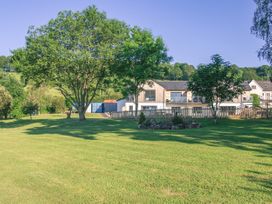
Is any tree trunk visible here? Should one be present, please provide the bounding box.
[66,109,72,119]
[211,103,218,124]
[266,101,269,119]
[78,106,86,121]
[135,94,139,118]
[213,112,217,123]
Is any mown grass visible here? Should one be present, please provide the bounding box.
[0,114,271,203]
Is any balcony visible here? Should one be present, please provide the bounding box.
[166,97,187,104]
[166,96,205,104]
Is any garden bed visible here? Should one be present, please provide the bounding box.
[138,112,201,130]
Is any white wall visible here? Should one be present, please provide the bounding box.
[249,80,263,97]
[219,102,246,108]
[117,99,126,112]
[123,102,167,111]
[86,104,92,113]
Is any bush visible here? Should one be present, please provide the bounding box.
[46,96,65,113]
[0,72,25,118]
[138,112,146,125]
[10,97,25,118]
[23,94,39,119]
[172,113,183,125]
[139,115,200,130]
[251,94,260,108]
[0,86,13,119]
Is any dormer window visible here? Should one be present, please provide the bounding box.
[251,85,256,89]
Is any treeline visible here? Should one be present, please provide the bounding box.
[4,54,271,82]
[161,63,272,81]
[0,56,15,72]
[0,70,68,119]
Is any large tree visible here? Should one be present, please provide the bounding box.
[12,6,128,120]
[188,55,244,122]
[114,27,170,116]
[251,0,272,80]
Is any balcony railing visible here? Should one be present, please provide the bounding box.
[166,97,187,104]
[166,97,205,104]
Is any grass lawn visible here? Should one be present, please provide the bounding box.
[0,114,271,203]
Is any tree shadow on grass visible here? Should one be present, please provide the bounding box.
[1,117,271,156]
[126,119,272,156]
[243,165,272,195]
[1,117,272,195]
[0,118,112,140]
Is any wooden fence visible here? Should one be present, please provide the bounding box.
[111,107,272,119]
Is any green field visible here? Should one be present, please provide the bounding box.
[0,114,271,203]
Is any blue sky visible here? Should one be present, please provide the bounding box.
[0,0,267,67]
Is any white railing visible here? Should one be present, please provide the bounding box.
[111,107,243,119]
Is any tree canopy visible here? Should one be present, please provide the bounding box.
[251,0,272,80]
[114,27,170,115]
[0,56,9,70]
[188,54,244,122]
[163,63,195,80]
[12,6,129,120]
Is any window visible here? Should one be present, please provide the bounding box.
[145,90,156,101]
[171,107,181,113]
[243,97,247,101]
[127,95,135,102]
[141,106,157,111]
[251,85,256,89]
[266,93,271,100]
[129,106,133,111]
[220,106,236,115]
[170,92,183,102]
[193,96,201,103]
[193,107,202,114]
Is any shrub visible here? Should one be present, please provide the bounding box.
[11,106,24,119]
[138,112,146,125]
[0,86,13,119]
[0,72,25,118]
[139,115,200,130]
[172,113,183,125]
[23,94,39,119]
[251,94,260,108]
[46,96,65,113]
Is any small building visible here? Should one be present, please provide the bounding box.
[86,100,117,113]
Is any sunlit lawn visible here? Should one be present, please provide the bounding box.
[0,114,271,203]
